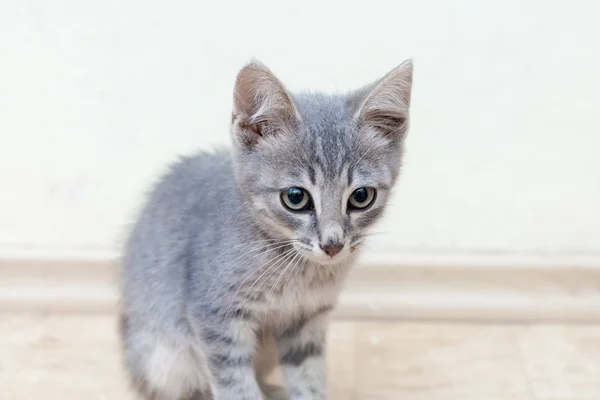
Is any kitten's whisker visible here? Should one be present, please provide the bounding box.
[224,247,297,319]
[360,231,390,237]
[203,241,297,318]
[204,240,294,296]
[260,251,301,327]
[218,249,292,321]
[204,240,295,299]
[202,238,294,293]
[205,244,295,314]
[264,253,302,330]
[204,238,296,269]
[350,231,390,248]
[221,203,243,227]
[236,248,297,313]
[272,252,305,329]
[241,249,299,326]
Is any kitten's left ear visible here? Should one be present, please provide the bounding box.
[355,59,413,139]
[232,60,299,149]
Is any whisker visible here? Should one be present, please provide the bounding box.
[360,231,390,237]
[238,248,297,310]
[204,238,296,268]
[239,249,299,325]
[204,240,294,297]
[260,251,302,327]
[204,243,290,304]
[273,252,305,329]
[222,203,244,226]
[350,231,391,247]
[224,247,297,319]
[203,241,297,318]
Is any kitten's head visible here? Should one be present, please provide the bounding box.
[231,60,413,265]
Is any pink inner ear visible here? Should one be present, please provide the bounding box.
[241,120,262,137]
[360,105,409,138]
[233,62,298,133]
[357,63,412,138]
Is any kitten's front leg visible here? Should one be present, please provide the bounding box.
[204,314,263,400]
[277,311,330,400]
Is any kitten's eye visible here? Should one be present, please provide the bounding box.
[348,187,376,210]
[281,187,312,211]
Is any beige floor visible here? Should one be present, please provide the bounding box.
[1,313,600,400]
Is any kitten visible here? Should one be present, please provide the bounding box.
[119,59,413,400]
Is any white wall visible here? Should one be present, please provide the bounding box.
[1,0,599,258]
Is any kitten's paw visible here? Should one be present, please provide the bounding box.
[261,383,289,400]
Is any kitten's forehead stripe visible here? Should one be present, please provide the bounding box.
[308,165,316,185]
[293,93,353,180]
[347,164,354,187]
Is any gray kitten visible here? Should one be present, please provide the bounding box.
[120,59,413,400]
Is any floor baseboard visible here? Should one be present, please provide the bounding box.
[1,254,600,321]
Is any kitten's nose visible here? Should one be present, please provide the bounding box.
[320,242,344,257]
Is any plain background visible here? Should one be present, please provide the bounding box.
[1,0,598,259]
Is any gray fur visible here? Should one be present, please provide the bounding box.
[120,59,413,400]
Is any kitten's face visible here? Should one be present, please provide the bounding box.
[231,61,413,265]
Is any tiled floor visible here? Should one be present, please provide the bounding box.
[1,313,600,399]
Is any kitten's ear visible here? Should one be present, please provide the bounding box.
[355,59,413,139]
[232,60,298,148]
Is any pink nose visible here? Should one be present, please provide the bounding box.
[320,243,344,257]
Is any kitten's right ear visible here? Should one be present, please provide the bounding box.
[232,60,298,149]
[353,59,413,140]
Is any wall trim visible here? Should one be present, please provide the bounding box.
[1,254,600,321]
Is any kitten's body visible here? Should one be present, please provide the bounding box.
[120,62,413,400]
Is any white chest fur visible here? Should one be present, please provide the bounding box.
[258,271,345,332]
